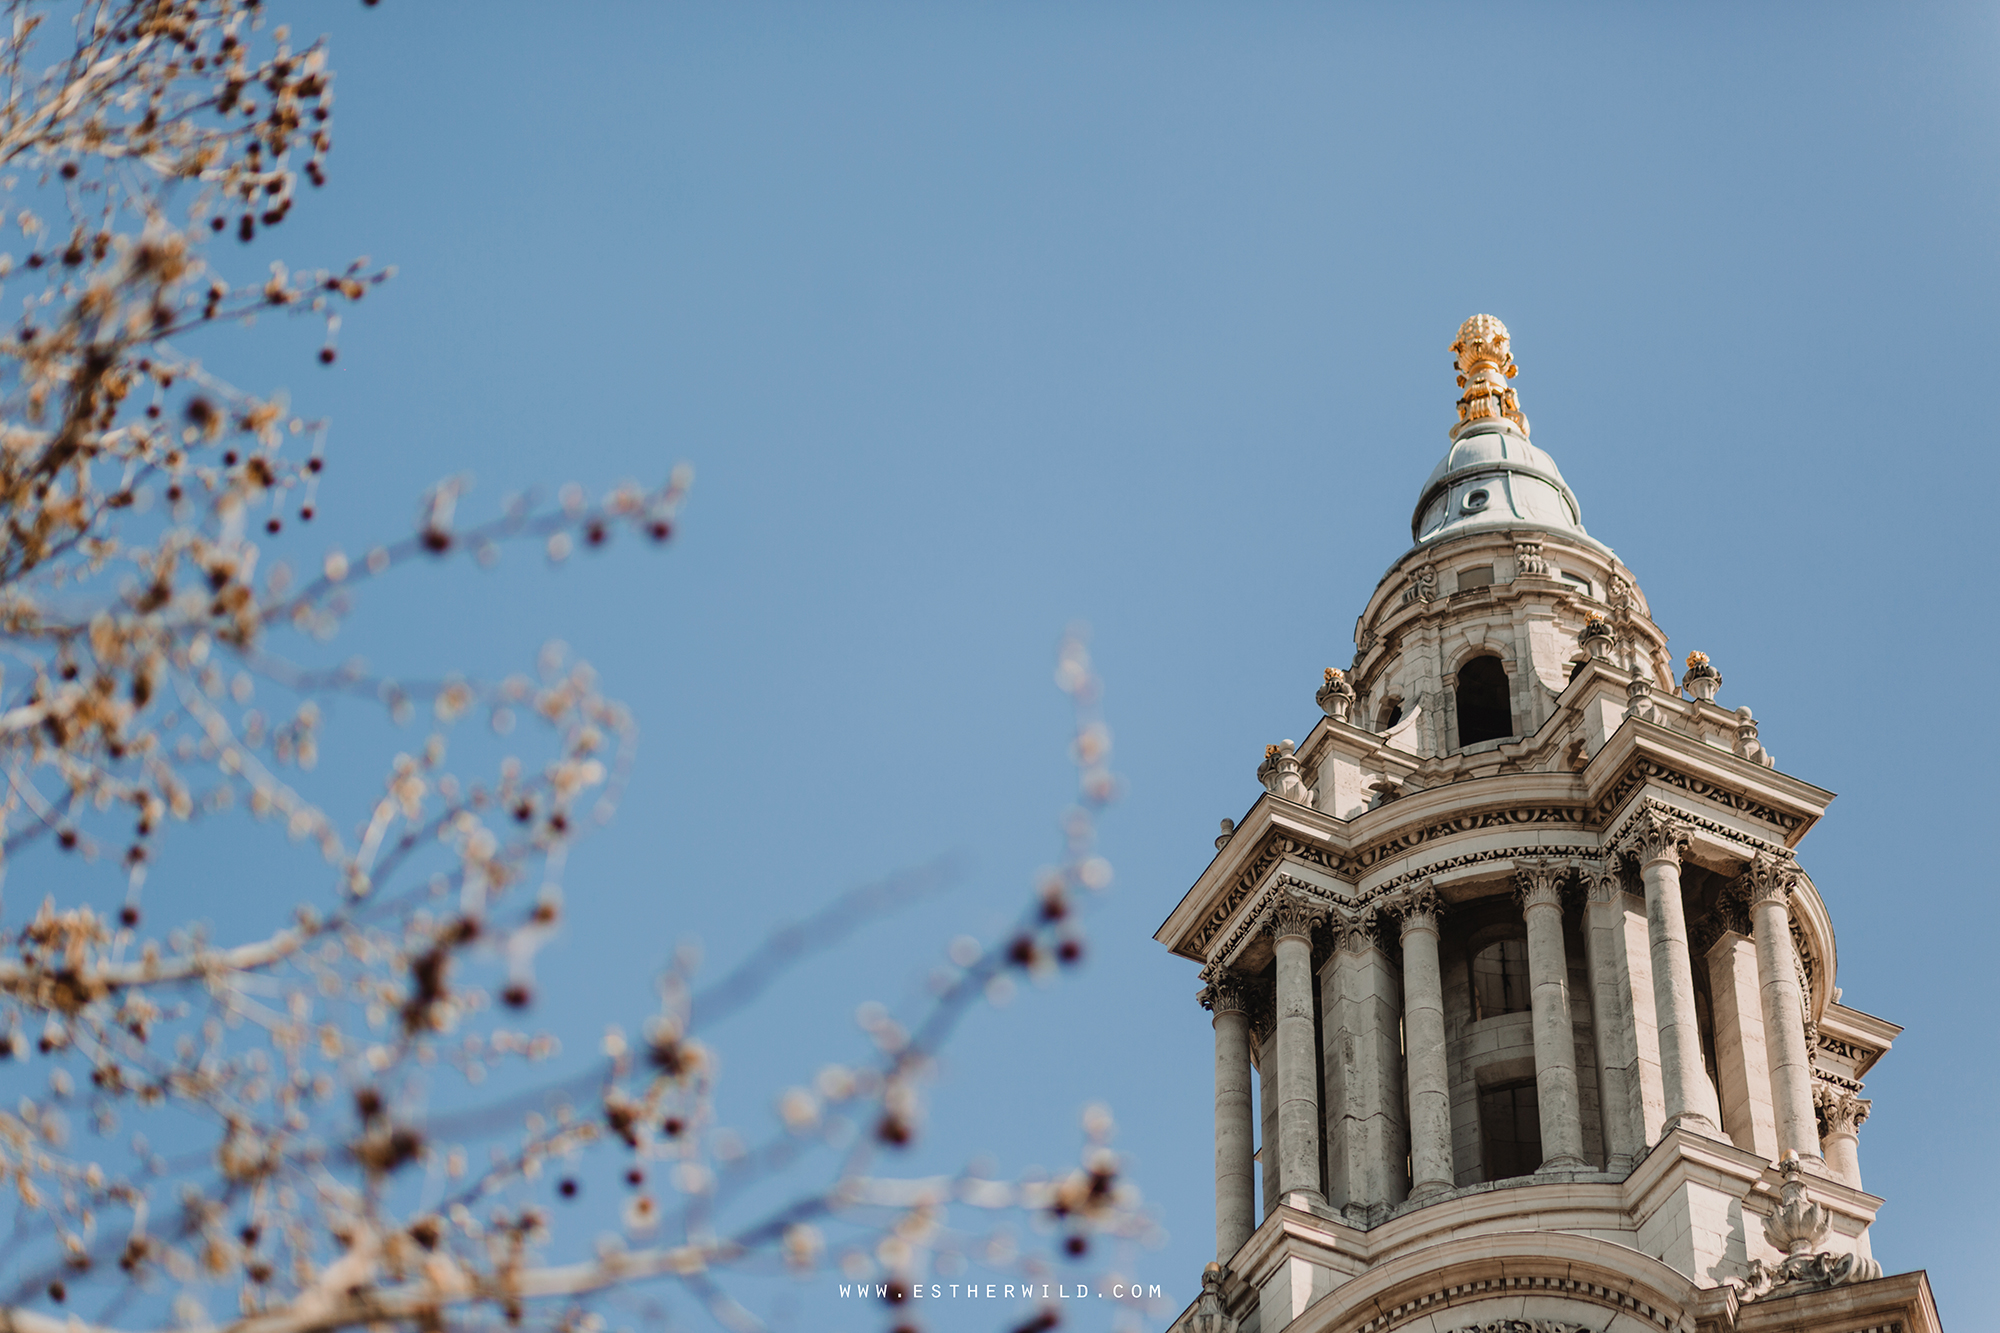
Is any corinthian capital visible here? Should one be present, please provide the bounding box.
[1335,907,1383,955]
[1199,974,1250,1016]
[1264,893,1322,941]
[1815,1083,1871,1138]
[1740,851,1800,908]
[1390,881,1444,936]
[1514,858,1569,911]
[1619,804,1690,868]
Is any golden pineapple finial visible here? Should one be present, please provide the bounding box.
[1450,314,1529,436]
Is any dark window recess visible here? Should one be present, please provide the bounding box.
[1456,655,1514,747]
[1470,938,1532,1019]
[1380,701,1403,730]
[1694,962,1722,1099]
[1479,1080,1543,1180]
[1457,566,1494,589]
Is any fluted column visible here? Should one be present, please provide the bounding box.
[1744,853,1821,1162]
[1816,1085,1870,1188]
[1622,806,1721,1133]
[1394,883,1454,1199]
[1201,976,1257,1261]
[1517,859,1588,1169]
[1267,895,1325,1205]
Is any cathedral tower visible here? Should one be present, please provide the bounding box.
[1158,318,1939,1333]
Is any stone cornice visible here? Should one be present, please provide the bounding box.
[1158,746,1833,967]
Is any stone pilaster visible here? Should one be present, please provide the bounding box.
[1392,883,1454,1200]
[1325,907,1407,1222]
[1266,895,1326,1206]
[1200,975,1257,1261]
[1581,861,1652,1169]
[1516,859,1588,1170]
[1702,897,1779,1162]
[1621,805,1722,1134]
[1744,852,1822,1164]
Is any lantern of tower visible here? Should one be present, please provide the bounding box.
[1158,318,1936,1333]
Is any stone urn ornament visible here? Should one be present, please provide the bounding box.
[1579,612,1615,661]
[1316,666,1356,722]
[1681,649,1722,703]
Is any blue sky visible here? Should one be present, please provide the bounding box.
[177,3,2000,1328]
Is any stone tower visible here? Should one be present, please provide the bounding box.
[1157,317,1939,1333]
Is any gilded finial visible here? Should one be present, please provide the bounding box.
[1323,667,1344,686]
[1450,314,1529,436]
[1686,650,1710,669]
[1264,743,1282,761]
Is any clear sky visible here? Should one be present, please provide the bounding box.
[186,3,2000,1328]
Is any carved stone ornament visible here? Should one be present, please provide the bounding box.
[1740,850,1799,908]
[1391,881,1444,934]
[1733,705,1777,769]
[1623,675,1655,722]
[1513,537,1547,578]
[1514,858,1568,911]
[1732,1158,1883,1302]
[1336,907,1383,954]
[1681,649,1722,704]
[1264,894,1323,942]
[1618,804,1690,869]
[1256,740,1312,805]
[1815,1083,1871,1138]
[1402,563,1439,606]
[1316,667,1357,722]
[1584,859,1625,904]
[1199,975,1250,1017]
[1439,1322,1587,1333]
[1578,612,1614,661]
[1172,1263,1239,1333]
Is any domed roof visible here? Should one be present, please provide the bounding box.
[1410,417,1600,548]
[1407,315,1607,552]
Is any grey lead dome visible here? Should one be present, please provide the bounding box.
[1409,415,1601,551]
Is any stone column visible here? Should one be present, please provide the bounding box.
[1395,883,1454,1200]
[1816,1085,1870,1188]
[1744,853,1821,1163]
[1267,895,1325,1206]
[1201,976,1257,1262]
[1622,806,1721,1133]
[1582,863,1643,1170]
[1517,859,1589,1170]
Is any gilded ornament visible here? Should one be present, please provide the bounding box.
[1449,313,1530,436]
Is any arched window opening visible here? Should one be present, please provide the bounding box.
[1470,938,1531,1020]
[1379,699,1403,731]
[1456,654,1513,747]
[1479,1080,1542,1180]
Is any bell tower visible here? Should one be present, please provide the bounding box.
[1158,318,1939,1333]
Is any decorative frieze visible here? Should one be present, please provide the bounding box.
[1355,804,1581,869]
[1512,537,1547,578]
[1590,757,1803,834]
[1190,833,1348,954]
